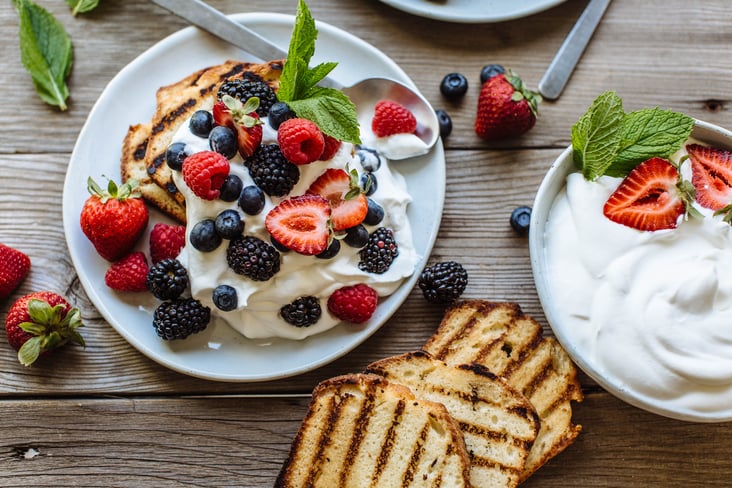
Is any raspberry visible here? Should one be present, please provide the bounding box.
[149,223,186,263]
[105,252,149,292]
[277,118,325,165]
[182,151,230,200]
[371,100,417,137]
[319,134,342,161]
[327,284,378,324]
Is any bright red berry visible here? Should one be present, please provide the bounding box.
[212,96,263,158]
[474,71,540,141]
[687,143,732,211]
[307,168,367,231]
[182,150,231,200]
[371,100,417,137]
[5,291,85,366]
[319,134,342,161]
[0,244,30,301]
[149,223,186,263]
[105,252,149,292]
[265,194,331,255]
[277,118,325,165]
[327,284,379,324]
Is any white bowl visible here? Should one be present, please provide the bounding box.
[529,120,732,422]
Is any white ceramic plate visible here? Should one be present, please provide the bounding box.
[62,13,445,382]
[379,0,566,23]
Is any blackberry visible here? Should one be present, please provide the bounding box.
[246,144,300,196]
[418,261,468,304]
[153,298,211,340]
[217,76,276,117]
[358,227,399,274]
[146,258,189,300]
[226,235,280,281]
[280,296,321,327]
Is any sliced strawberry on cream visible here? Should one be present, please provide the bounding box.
[265,194,331,255]
[307,167,368,231]
[602,157,685,231]
[687,143,732,211]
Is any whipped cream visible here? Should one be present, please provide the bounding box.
[544,142,732,416]
[172,117,418,340]
[358,112,429,160]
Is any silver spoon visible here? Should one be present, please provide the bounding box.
[150,0,439,159]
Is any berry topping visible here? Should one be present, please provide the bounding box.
[319,134,342,161]
[246,144,300,197]
[307,168,368,231]
[316,239,340,260]
[277,118,325,165]
[435,109,453,138]
[364,198,385,226]
[153,298,210,340]
[440,72,469,100]
[213,95,264,159]
[165,142,190,171]
[212,284,238,312]
[510,206,532,236]
[268,101,296,130]
[474,71,540,141]
[372,100,417,137]
[358,227,399,274]
[603,157,686,231]
[217,76,277,117]
[208,125,238,159]
[149,223,186,263]
[479,63,506,84]
[418,261,469,304]
[265,194,331,256]
[238,185,266,215]
[189,219,222,252]
[360,173,378,196]
[280,296,322,327]
[219,174,243,202]
[343,224,369,248]
[226,235,281,281]
[0,244,30,301]
[687,143,732,211]
[182,150,230,201]
[105,252,149,292]
[356,145,382,172]
[189,110,214,138]
[327,284,378,324]
[146,258,189,300]
[215,209,244,240]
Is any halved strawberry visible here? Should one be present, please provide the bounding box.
[265,194,331,255]
[687,143,732,211]
[603,157,686,231]
[213,95,263,158]
[307,167,368,231]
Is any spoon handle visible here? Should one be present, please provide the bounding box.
[538,0,612,100]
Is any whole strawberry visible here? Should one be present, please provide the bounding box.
[80,177,149,261]
[105,252,149,292]
[5,291,85,366]
[474,71,541,141]
[0,244,31,301]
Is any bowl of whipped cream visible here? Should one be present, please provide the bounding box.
[530,119,732,422]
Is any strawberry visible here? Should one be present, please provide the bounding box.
[4,291,84,366]
[80,177,149,262]
[687,143,732,213]
[265,194,331,255]
[327,283,378,324]
[603,157,686,231]
[105,252,149,292]
[149,222,186,263]
[474,71,540,141]
[0,244,31,301]
[307,167,368,231]
[277,118,325,165]
[213,95,263,158]
[371,100,417,137]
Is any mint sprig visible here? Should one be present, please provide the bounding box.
[66,0,100,16]
[572,91,694,180]
[277,0,361,144]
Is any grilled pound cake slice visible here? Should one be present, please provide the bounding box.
[366,351,540,488]
[423,300,583,482]
[275,373,472,488]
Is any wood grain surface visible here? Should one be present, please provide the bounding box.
[1,0,731,486]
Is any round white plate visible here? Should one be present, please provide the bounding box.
[379,0,566,23]
[62,13,445,382]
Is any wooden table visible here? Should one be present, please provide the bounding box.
[1,0,731,486]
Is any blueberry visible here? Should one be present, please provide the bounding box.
[268,101,295,130]
[219,174,243,202]
[238,185,265,215]
[356,145,382,172]
[165,142,189,171]
[316,239,340,259]
[343,224,369,248]
[360,173,378,196]
[189,110,214,138]
[510,206,532,236]
[480,64,506,84]
[190,219,222,252]
[435,109,452,138]
[364,198,384,226]
[209,125,238,159]
[212,284,238,312]
[440,72,468,100]
[215,209,244,239]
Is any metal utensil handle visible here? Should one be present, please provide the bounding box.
[538,0,612,100]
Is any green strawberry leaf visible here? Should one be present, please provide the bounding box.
[18,336,42,366]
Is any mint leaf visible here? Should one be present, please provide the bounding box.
[278,0,317,102]
[66,0,99,16]
[288,87,361,143]
[606,108,694,176]
[14,0,73,110]
[571,91,625,180]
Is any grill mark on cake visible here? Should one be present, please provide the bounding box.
[304,394,343,488]
[339,391,375,487]
[151,98,197,135]
[133,138,148,161]
[519,343,554,401]
[370,398,404,488]
[498,326,544,380]
[402,419,429,486]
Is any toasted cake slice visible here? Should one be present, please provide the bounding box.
[423,300,583,482]
[275,373,472,488]
[366,350,540,488]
